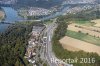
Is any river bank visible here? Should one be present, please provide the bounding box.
[0,7,24,32]
[0,8,5,21]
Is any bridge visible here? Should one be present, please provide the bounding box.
[0,22,15,25]
[0,20,42,25]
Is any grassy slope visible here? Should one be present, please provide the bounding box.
[70,19,95,26]
[66,30,100,46]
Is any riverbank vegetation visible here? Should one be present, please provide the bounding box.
[0,7,5,21]
[52,9,100,66]
[0,22,40,66]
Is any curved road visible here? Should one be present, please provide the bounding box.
[43,18,73,66]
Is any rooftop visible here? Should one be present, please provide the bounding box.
[32,24,46,34]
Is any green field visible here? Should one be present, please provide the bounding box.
[71,19,95,26]
[74,20,89,24]
[44,20,53,25]
[66,30,100,46]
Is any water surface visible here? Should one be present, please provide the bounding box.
[0,7,23,32]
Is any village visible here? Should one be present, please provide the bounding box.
[24,24,46,66]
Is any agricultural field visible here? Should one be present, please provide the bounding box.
[70,19,100,27]
[67,24,100,37]
[66,30,100,46]
[53,17,100,66]
[91,19,100,27]
[59,36,100,55]
[69,19,95,26]
[59,19,100,55]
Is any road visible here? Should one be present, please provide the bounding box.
[46,19,57,66]
[0,19,41,24]
[41,18,72,66]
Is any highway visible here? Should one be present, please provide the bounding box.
[42,18,73,66]
[45,18,58,66]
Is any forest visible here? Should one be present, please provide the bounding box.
[0,22,36,66]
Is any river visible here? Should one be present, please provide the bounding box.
[40,6,70,20]
[0,5,70,32]
[0,7,23,32]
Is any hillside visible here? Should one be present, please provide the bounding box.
[16,0,64,8]
[0,0,99,8]
[64,0,98,4]
[0,0,64,8]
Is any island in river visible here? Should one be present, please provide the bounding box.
[0,7,23,32]
[0,8,5,21]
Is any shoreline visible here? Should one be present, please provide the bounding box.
[0,7,5,22]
